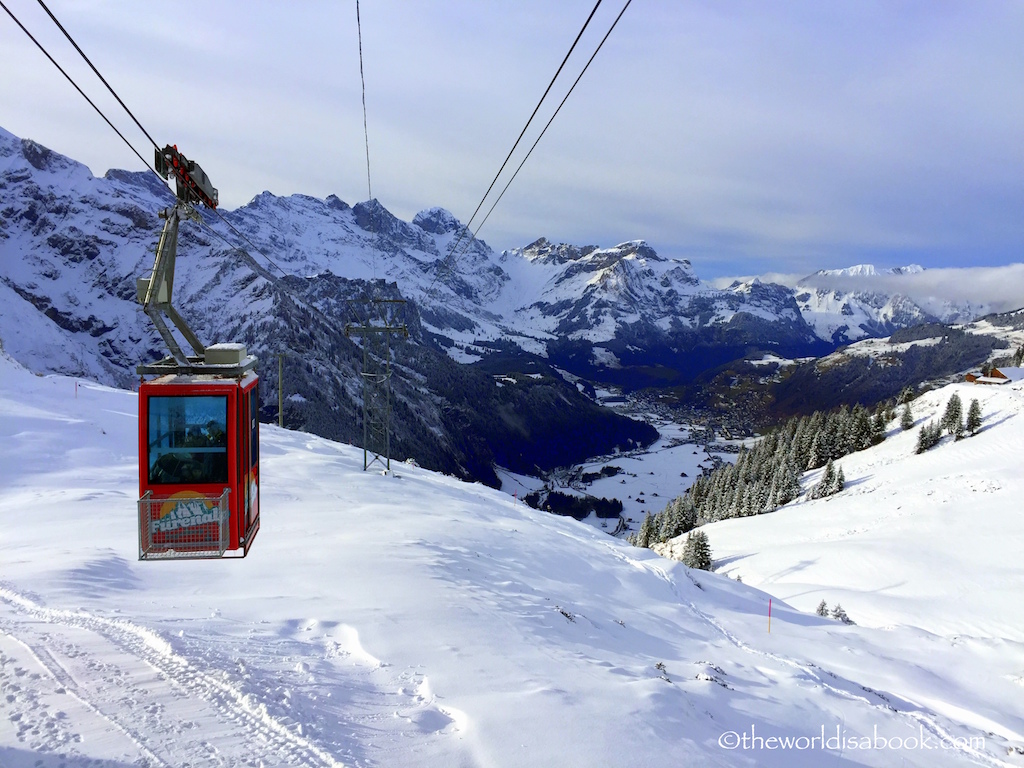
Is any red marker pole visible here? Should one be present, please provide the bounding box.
[768,598,772,633]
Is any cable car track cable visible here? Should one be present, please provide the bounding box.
[33,0,161,152]
[438,0,605,271]
[13,0,297,283]
[355,0,380,284]
[5,1,363,366]
[454,0,633,263]
[0,0,155,177]
[360,0,376,202]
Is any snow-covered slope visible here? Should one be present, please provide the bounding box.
[1,352,1021,766]
[699,377,1024,644]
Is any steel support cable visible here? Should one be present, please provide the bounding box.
[456,0,633,261]
[204,209,369,341]
[195,213,339,334]
[15,0,296,283]
[0,0,155,176]
[5,1,326,342]
[209,206,291,277]
[437,0,605,276]
[34,0,160,151]
[356,0,372,202]
[355,0,379,283]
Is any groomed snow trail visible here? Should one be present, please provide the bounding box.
[0,586,346,768]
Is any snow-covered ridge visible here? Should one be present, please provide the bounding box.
[814,263,925,278]
[0,352,1021,764]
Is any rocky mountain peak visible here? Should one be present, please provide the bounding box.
[412,207,462,234]
[517,237,599,265]
[325,194,350,212]
[103,168,174,200]
[353,198,401,232]
[611,240,662,262]
[0,125,997,405]
[19,138,59,172]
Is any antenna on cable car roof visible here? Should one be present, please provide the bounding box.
[135,145,261,560]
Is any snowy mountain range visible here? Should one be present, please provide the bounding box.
[1,125,988,393]
[1,350,1021,766]
[0,126,1006,481]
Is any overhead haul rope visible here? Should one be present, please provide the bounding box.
[436,0,605,278]
[454,0,634,262]
[0,0,155,176]
[356,0,372,203]
[355,0,379,283]
[33,0,161,152]
[4,0,338,351]
[8,0,295,281]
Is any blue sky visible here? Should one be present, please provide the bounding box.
[2,0,1022,280]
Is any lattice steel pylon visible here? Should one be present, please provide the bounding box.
[345,298,408,472]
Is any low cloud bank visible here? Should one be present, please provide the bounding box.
[712,265,1024,316]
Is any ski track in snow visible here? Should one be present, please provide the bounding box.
[604,545,1013,768]
[0,585,347,767]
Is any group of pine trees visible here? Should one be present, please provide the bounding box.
[815,600,854,624]
[633,384,989,570]
[914,393,982,453]
[633,399,900,551]
[808,459,845,500]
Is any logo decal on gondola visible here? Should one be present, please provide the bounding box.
[152,491,219,533]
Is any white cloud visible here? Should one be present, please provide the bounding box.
[710,264,1024,316]
[798,265,1024,315]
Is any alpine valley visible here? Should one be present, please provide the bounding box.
[0,127,1010,485]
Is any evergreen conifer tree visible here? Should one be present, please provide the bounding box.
[831,604,854,624]
[915,421,942,453]
[656,504,678,543]
[777,462,801,505]
[810,459,837,500]
[635,512,656,549]
[681,529,712,570]
[966,398,982,435]
[869,410,886,444]
[941,393,963,436]
[815,600,829,617]
[833,465,845,494]
[900,403,914,431]
[806,431,826,470]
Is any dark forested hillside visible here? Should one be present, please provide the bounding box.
[770,330,1006,417]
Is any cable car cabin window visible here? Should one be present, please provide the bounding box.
[148,395,229,485]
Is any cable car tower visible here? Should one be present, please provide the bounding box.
[136,145,260,560]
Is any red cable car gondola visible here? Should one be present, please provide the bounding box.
[136,147,260,559]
